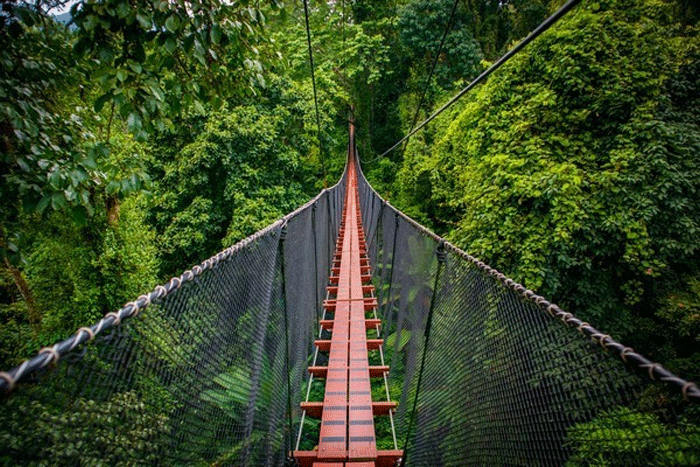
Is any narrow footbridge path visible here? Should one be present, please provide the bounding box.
[294,125,403,466]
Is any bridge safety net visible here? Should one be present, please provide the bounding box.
[0,166,347,466]
[1,141,699,467]
[354,144,700,466]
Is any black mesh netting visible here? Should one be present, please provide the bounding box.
[0,168,347,467]
[355,151,700,466]
[1,145,699,467]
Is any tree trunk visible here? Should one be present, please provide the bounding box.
[4,257,41,337]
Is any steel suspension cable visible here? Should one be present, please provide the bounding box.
[302,0,327,186]
[400,0,461,157]
[342,0,346,75]
[379,0,583,157]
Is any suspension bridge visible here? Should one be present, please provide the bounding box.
[2,1,700,465]
[0,123,698,466]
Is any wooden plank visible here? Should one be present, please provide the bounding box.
[348,300,376,461]
[315,339,383,351]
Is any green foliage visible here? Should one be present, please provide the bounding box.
[25,218,104,341]
[0,11,103,236]
[0,267,33,369]
[149,75,333,273]
[0,193,159,359]
[97,195,159,308]
[658,276,700,341]
[398,0,483,87]
[566,407,700,466]
[1,0,271,267]
[0,391,170,466]
[269,0,397,159]
[395,0,700,350]
[71,0,273,140]
[459,0,552,60]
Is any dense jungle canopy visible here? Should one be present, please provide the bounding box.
[1,0,699,463]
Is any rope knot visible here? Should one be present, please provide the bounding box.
[682,382,699,400]
[0,371,16,391]
[39,346,60,365]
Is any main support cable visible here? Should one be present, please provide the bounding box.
[302,0,327,186]
[400,0,461,156]
[379,0,583,157]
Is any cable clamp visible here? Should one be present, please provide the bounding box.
[155,285,167,299]
[620,347,634,362]
[436,239,446,263]
[280,221,288,241]
[77,326,95,342]
[138,294,152,307]
[125,301,139,317]
[642,363,662,380]
[105,311,122,326]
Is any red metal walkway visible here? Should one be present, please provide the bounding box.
[294,127,403,467]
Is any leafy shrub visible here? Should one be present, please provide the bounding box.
[566,407,700,466]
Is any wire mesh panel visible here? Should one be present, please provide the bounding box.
[0,171,346,467]
[356,153,700,466]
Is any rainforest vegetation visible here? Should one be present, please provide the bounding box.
[1,0,700,464]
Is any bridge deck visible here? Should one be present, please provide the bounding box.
[294,131,402,467]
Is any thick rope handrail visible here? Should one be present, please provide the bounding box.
[0,175,346,394]
[355,147,700,401]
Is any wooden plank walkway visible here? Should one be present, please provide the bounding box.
[294,127,402,467]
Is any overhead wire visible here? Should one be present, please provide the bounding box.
[303,0,327,186]
[378,0,583,158]
[400,0,461,158]
[361,0,460,166]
